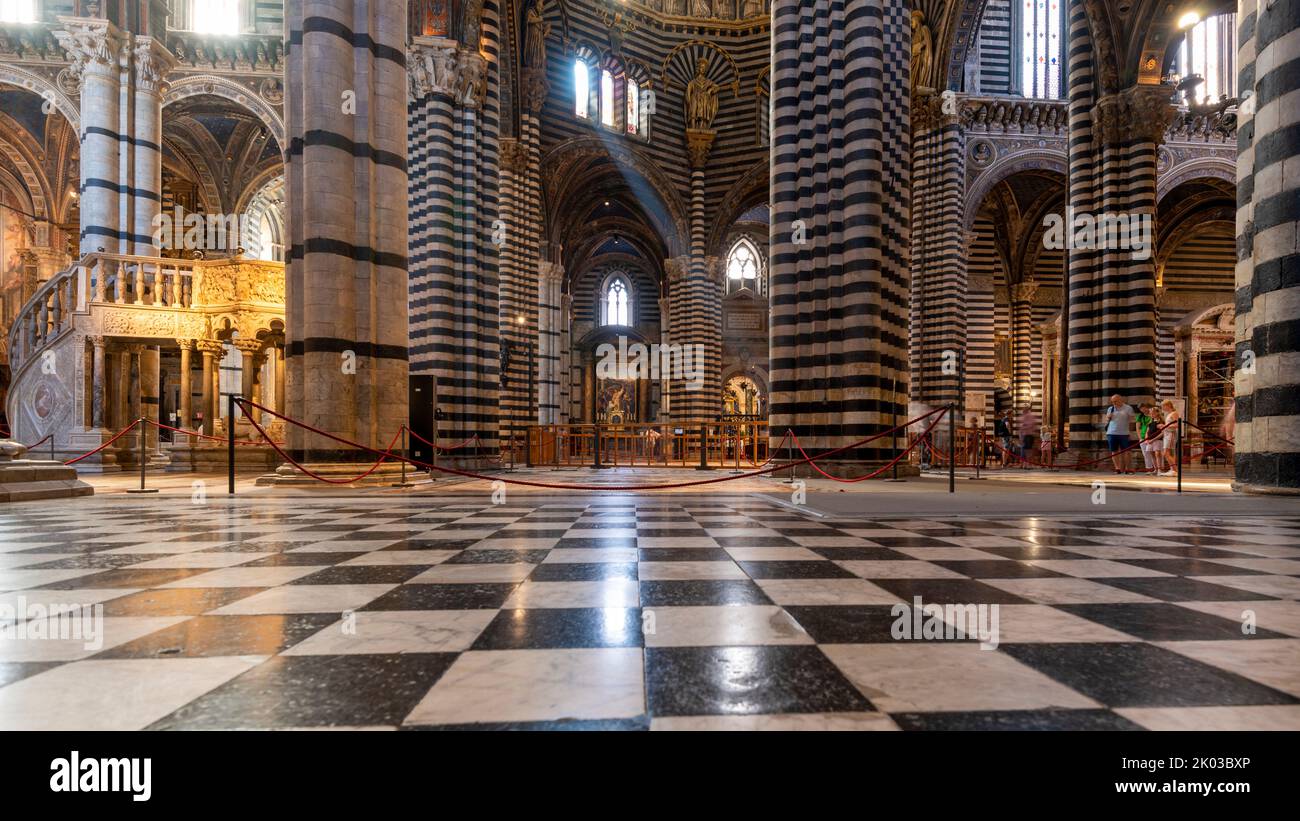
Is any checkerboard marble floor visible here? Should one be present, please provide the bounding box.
[1,495,1298,730]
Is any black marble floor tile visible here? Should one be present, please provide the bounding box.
[1113,558,1269,576]
[807,546,915,561]
[890,709,1144,731]
[713,537,798,548]
[100,587,267,617]
[639,580,772,607]
[973,545,1088,561]
[644,645,874,717]
[408,717,651,731]
[866,536,970,548]
[1093,576,1277,603]
[1056,603,1288,641]
[1135,545,1265,560]
[931,560,1065,579]
[382,539,483,551]
[34,568,214,590]
[0,661,61,688]
[555,538,639,550]
[737,561,857,579]
[149,654,458,729]
[637,528,709,538]
[94,614,338,658]
[288,565,432,585]
[362,583,519,611]
[529,562,638,581]
[1000,643,1300,709]
[639,548,733,563]
[785,605,974,644]
[446,549,551,565]
[204,541,321,553]
[869,578,1034,605]
[22,554,159,570]
[471,607,644,650]
[241,552,370,567]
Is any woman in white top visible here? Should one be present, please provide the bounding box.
[1159,400,1180,477]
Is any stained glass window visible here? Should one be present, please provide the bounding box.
[604,277,631,326]
[1179,14,1237,106]
[626,79,640,135]
[1020,1,1063,99]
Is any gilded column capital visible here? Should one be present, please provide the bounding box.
[686,129,716,170]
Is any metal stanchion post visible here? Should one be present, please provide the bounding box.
[593,425,604,470]
[696,422,711,471]
[392,427,414,488]
[786,435,794,484]
[227,396,236,495]
[127,418,159,494]
[50,436,55,462]
[732,429,743,475]
[948,405,956,494]
[970,431,986,480]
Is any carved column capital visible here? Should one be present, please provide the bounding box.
[133,36,177,96]
[455,50,488,110]
[1095,84,1178,146]
[685,129,716,170]
[521,67,550,113]
[196,339,225,356]
[499,138,528,175]
[408,36,460,101]
[665,256,690,284]
[55,17,127,84]
[175,338,196,352]
[1012,281,1040,303]
[539,261,565,285]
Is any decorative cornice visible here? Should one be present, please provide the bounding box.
[408,36,459,101]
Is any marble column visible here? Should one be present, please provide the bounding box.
[406,25,501,452]
[198,340,221,436]
[1011,281,1039,409]
[285,0,411,462]
[90,336,107,430]
[56,18,127,254]
[1234,0,1300,493]
[537,261,564,425]
[131,38,175,255]
[139,346,161,453]
[177,340,194,432]
[769,0,912,472]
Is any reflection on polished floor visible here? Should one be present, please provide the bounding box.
[1,494,1298,730]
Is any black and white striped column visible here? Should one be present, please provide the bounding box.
[1234,0,1300,493]
[769,0,911,471]
[1063,0,1172,454]
[537,261,563,425]
[131,38,174,256]
[284,0,410,462]
[910,97,968,407]
[406,14,502,452]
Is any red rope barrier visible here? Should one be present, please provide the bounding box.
[23,434,53,451]
[792,409,949,483]
[66,420,140,466]
[243,410,406,485]
[402,426,480,453]
[234,398,954,491]
[147,419,284,448]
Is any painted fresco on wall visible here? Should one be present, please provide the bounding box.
[598,378,636,425]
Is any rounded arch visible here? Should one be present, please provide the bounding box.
[542,135,690,258]
[1157,158,1237,203]
[164,76,286,148]
[964,150,1069,231]
[0,131,50,220]
[0,69,79,133]
[707,159,767,257]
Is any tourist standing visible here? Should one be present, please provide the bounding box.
[1103,394,1136,473]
